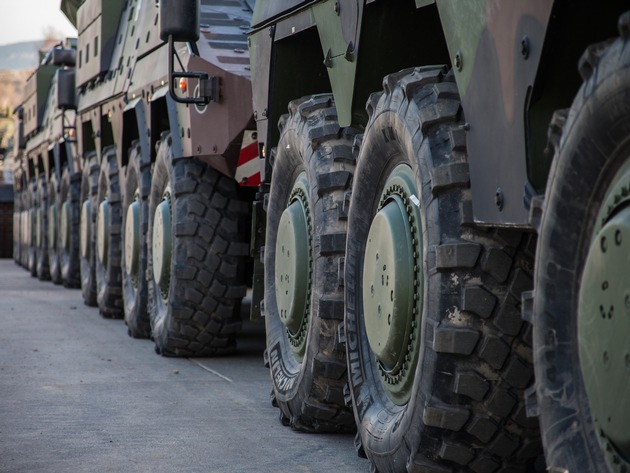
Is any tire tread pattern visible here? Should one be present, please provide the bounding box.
[148,133,251,357]
[346,67,542,473]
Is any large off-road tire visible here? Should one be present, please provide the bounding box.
[35,174,50,281]
[345,67,542,472]
[147,132,251,356]
[47,172,63,285]
[264,94,357,432]
[533,21,630,473]
[13,189,21,265]
[21,189,31,269]
[80,153,99,307]
[122,142,151,338]
[95,146,124,317]
[28,179,38,277]
[59,166,81,288]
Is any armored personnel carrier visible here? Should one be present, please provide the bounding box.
[12,42,79,287]
[12,1,630,471]
[55,0,258,355]
[246,1,630,472]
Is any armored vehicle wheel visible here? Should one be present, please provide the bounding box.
[80,152,99,307]
[147,132,251,356]
[264,94,356,432]
[95,146,123,317]
[122,142,151,338]
[345,67,541,472]
[35,174,50,281]
[21,189,31,269]
[59,166,81,288]
[533,24,630,473]
[28,179,38,277]
[48,172,62,285]
[13,189,21,265]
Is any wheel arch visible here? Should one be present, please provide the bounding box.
[149,93,182,164]
[121,98,150,168]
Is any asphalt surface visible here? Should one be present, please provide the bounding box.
[0,259,366,473]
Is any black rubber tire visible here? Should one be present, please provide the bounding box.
[35,174,50,281]
[48,172,63,285]
[13,189,21,265]
[21,188,31,269]
[13,189,20,264]
[60,166,81,288]
[122,141,151,338]
[533,25,630,473]
[80,152,99,307]
[96,145,124,318]
[264,94,357,432]
[345,67,542,472]
[28,178,38,277]
[147,132,251,356]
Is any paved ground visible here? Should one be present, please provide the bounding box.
[0,259,366,473]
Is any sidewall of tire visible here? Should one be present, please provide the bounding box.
[122,144,150,338]
[80,154,98,306]
[36,175,50,281]
[48,172,62,284]
[95,148,123,317]
[60,167,81,288]
[345,110,428,462]
[533,39,630,472]
[264,127,310,407]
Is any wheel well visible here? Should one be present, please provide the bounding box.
[121,107,140,168]
[267,27,331,150]
[527,0,628,192]
[81,120,96,157]
[352,0,450,126]
[150,96,169,163]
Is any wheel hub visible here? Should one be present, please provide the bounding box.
[363,195,413,371]
[97,198,110,266]
[275,173,311,360]
[48,203,58,249]
[579,208,630,461]
[60,200,70,251]
[362,164,422,405]
[80,200,91,259]
[276,200,309,334]
[125,195,140,281]
[36,207,42,248]
[152,191,172,300]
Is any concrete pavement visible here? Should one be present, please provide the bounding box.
[0,259,366,473]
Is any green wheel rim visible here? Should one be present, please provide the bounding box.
[275,172,312,362]
[48,203,58,249]
[152,189,172,302]
[80,200,91,259]
[579,161,630,467]
[363,164,423,405]
[36,207,43,248]
[125,193,141,287]
[97,198,110,266]
[60,200,70,251]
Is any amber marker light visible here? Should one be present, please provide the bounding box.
[179,78,188,93]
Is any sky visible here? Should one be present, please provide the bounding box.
[0,0,77,47]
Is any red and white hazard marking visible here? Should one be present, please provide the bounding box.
[235,131,260,187]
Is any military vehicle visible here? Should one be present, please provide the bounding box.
[243,1,630,472]
[46,0,259,355]
[12,42,79,287]
[11,1,630,472]
[14,0,258,357]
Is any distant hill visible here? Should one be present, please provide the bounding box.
[0,41,44,71]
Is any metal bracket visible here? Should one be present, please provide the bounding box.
[167,35,219,105]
